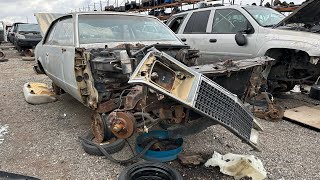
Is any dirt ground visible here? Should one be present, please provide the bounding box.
[0,44,319,180]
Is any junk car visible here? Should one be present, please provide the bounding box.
[167,1,320,92]
[13,23,42,52]
[34,12,275,150]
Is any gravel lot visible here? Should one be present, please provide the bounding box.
[0,44,319,180]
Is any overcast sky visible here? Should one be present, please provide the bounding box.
[0,0,305,24]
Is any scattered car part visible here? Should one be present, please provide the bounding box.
[80,131,125,156]
[91,112,112,143]
[22,57,35,61]
[205,151,267,180]
[0,171,40,180]
[129,49,260,150]
[309,76,320,100]
[178,153,205,166]
[24,49,34,57]
[79,133,158,164]
[0,50,5,58]
[23,82,56,104]
[0,50,7,62]
[253,92,284,121]
[107,111,137,139]
[136,130,183,162]
[309,85,320,100]
[284,106,320,130]
[118,162,183,180]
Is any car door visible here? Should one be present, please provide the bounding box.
[205,8,258,62]
[41,16,75,92]
[175,10,213,65]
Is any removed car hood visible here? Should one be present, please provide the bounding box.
[34,13,64,36]
[275,0,320,27]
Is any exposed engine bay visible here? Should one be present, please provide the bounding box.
[75,44,275,150]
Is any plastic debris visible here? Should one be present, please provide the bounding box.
[23,82,57,104]
[205,151,267,180]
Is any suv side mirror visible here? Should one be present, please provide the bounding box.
[235,32,247,46]
[243,27,253,34]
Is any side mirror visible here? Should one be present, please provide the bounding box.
[243,27,253,34]
[235,32,247,46]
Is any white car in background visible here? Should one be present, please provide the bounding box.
[167,0,320,92]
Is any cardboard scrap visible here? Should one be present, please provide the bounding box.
[284,106,320,129]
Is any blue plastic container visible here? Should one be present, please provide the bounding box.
[135,130,183,162]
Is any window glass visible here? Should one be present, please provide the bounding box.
[168,15,186,33]
[184,11,210,33]
[78,15,178,44]
[17,24,40,32]
[0,24,3,31]
[46,18,74,46]
[212,9,249,34]
[244,7,285,27]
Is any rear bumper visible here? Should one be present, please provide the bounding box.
[16,38,41,48]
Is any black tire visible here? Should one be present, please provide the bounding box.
[80,131,125,156]
[309,85,320,100]
[118,162,183,180]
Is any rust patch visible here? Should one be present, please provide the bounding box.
[107,111,137,139]
[91,112,105,143]
[74,48,99,109]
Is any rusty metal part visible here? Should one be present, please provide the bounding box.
[107,111,137,139]
[96,97,124,113]
[178,153,205,166]
[159,105,186,124]
[173,105,185,123]
[24,49,34,57]
[264,105,284,121]
[124,86,145,110]
[91,112,105,143]
[74,48,98,109]
[254,92,284,121]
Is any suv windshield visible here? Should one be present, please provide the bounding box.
[244,7,285,27]
[78,15,179,44]
[17,24,40,32]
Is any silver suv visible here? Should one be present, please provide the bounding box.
[167,2,320,92]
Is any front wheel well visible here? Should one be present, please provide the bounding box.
[36,60,46,74]
[264,48,310,62]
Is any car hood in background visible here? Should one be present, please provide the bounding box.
[34,13,64,36]
[275,0,320,27]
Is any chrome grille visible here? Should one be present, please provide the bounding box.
[194,77,253,140]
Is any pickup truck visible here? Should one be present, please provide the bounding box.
[167,1,320,92]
